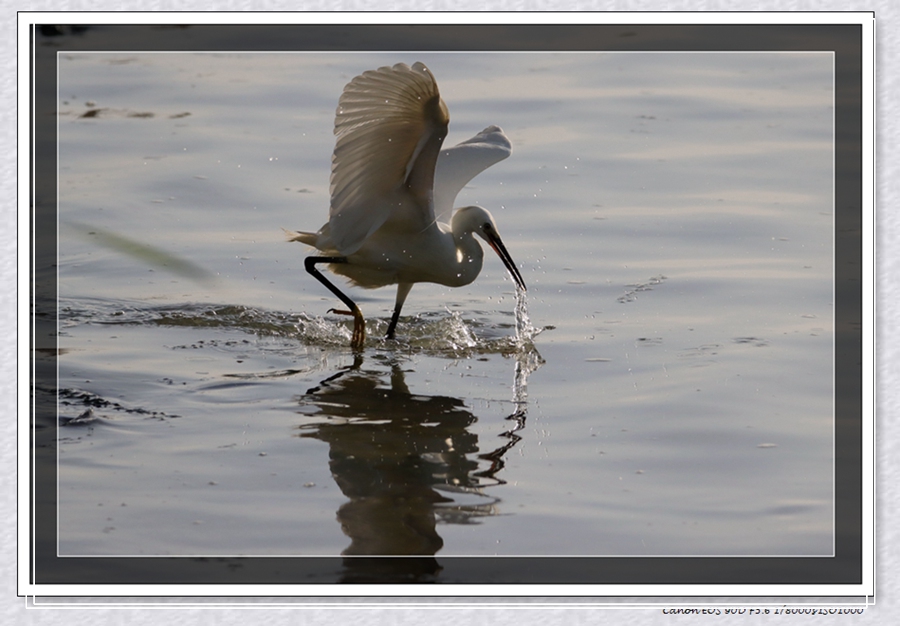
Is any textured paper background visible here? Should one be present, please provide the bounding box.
[7,3,886,623]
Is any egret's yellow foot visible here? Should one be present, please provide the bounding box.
[328,308,366,349]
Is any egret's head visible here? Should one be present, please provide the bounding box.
[451,206,526,291]
[451,205,496,238]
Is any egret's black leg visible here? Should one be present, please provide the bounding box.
[304,256,355,312]
[385,283,414,340]
[385,306,402,339]
[305,256,365,349]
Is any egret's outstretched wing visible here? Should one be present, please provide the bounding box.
[433,125,512,226]
[329,62,449,255]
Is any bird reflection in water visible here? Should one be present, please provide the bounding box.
[295,347,541,582]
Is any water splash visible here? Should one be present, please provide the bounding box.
[59,297,544,357]
[472,299,544,484]
[513,285,542,347]
[510,287,544,443]
[513,342,543,407]
[511,289,545,405]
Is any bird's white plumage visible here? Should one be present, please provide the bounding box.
[292,61,524,347]
[433,125,512,226]
[328,62,449,256]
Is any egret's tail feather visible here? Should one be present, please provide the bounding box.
[283,228,318,246]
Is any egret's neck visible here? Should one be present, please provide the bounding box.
[448,229,484,287]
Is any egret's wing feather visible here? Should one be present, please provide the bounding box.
[433,125,511,225]
[329,62,449,255]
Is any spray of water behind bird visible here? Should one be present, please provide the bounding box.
[288,62,526,350]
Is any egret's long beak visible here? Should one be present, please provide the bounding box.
[486,232,526,292]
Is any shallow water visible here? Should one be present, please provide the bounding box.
[52,50,834,558]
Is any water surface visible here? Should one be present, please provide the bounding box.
[54,51,834,558]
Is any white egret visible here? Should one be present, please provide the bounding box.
[288,62,525,349]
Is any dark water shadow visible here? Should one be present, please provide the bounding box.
[295,350,539,582]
